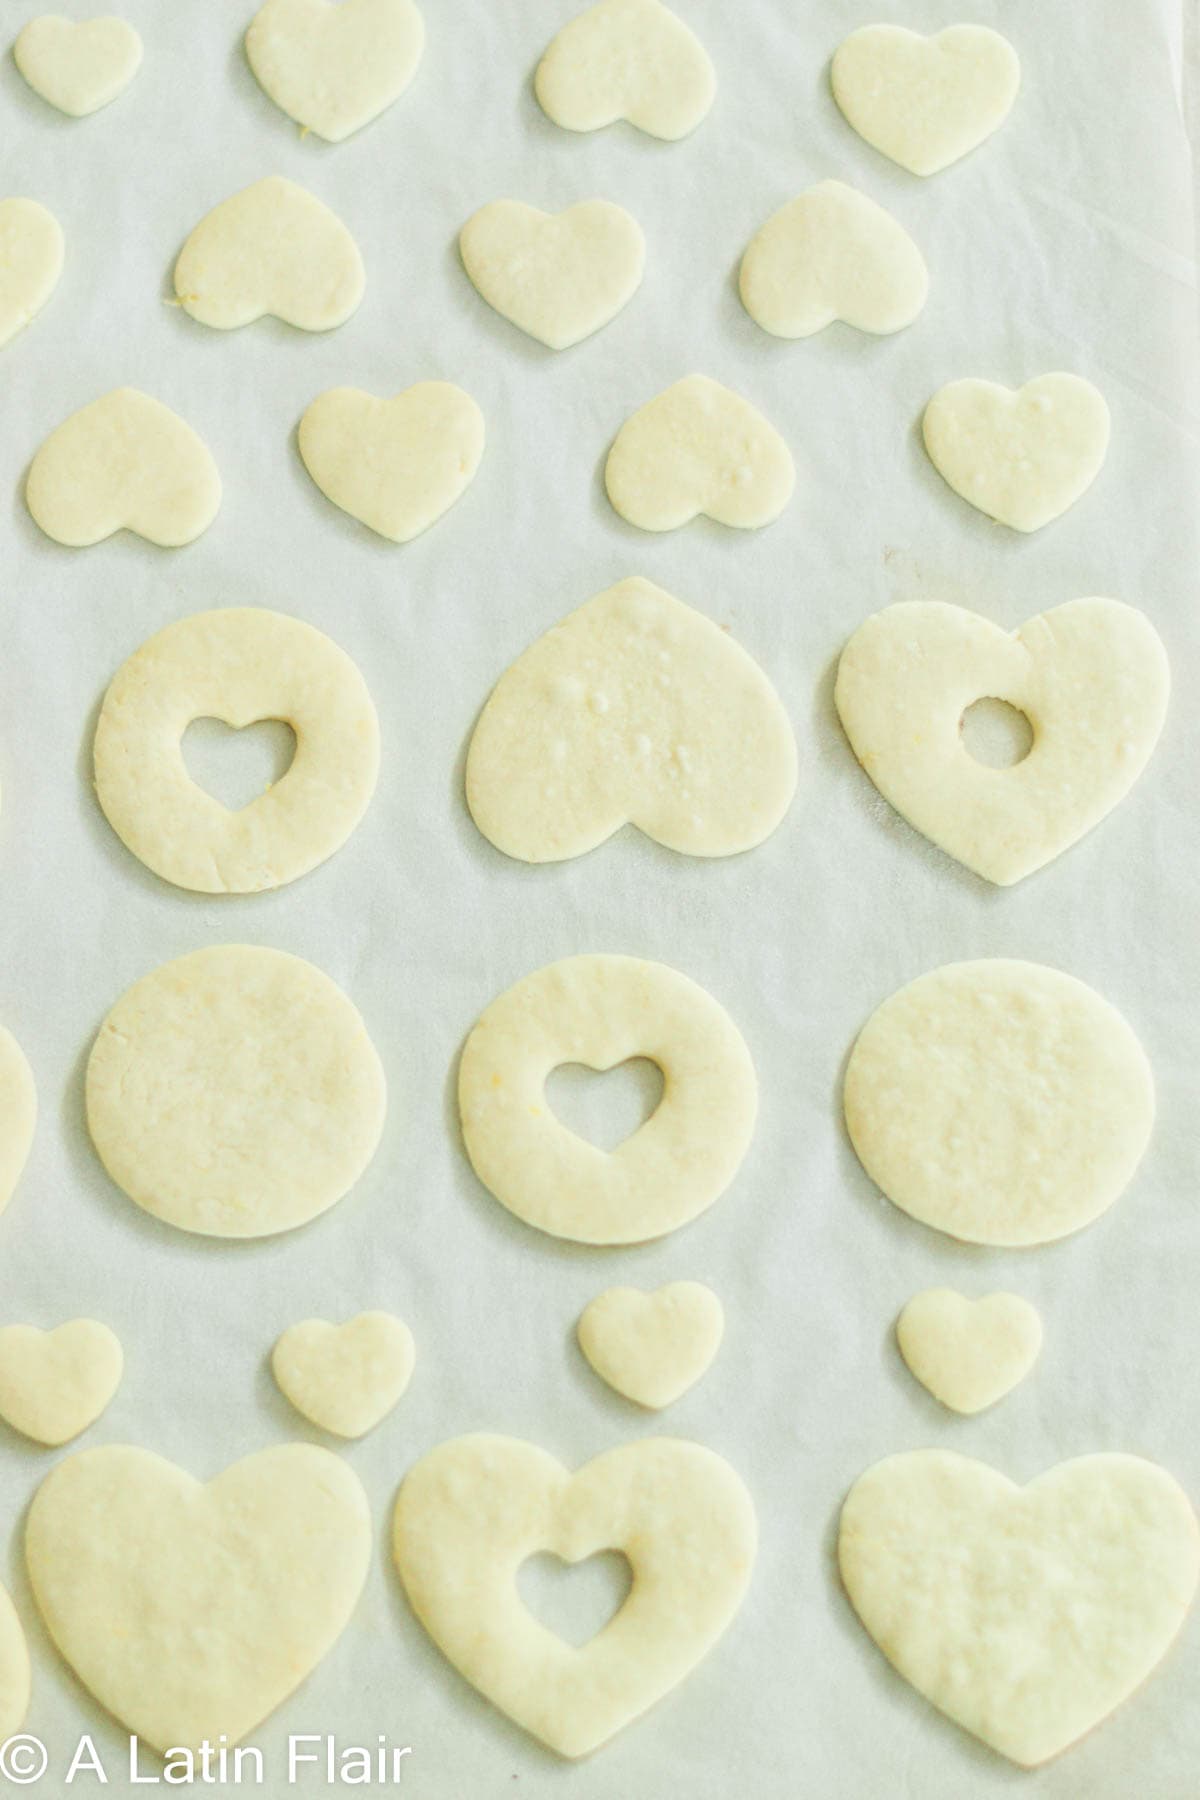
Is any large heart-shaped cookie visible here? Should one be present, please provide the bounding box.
[832,24,1019,176]
[0,198,63,350]
[835,598,1168,884]
[895,1289,1041,1413]
[923,373,1110,532]
[605,375,794,532]
[840,1450,1200,1766]
[578,1282,723,1408]
[0,1320,123,1445]
[459,200,644,349]
[535,0,715,141]
[394,1434,755,1756]
[273,1311,415,1437]
[27,1443,371,1751]
[246,0,424,142]
[173,176,365,331]
[466,577,796,862]
[15,14,142,117]
[298,381,484,541]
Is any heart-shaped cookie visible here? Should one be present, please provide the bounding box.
[27,1443,371,1752]
[298,381,484,541]
[272,1311,415,1437]
[895,1289,1041,1413]
[173,176,365,332]
[832,24,1020,176]
[840,1450,1200,1765]
[535,0,715,141]
[26,388,222,548]
[459,199,644,350]
[835,598,1168,884]
[923,373,1110,532]
[0,198,63,349]
[394,1434,755,1756]
[0,1584,29,1736]
[246,0,424,142]
[739,180,927,339]
[15,14,142,117]
[0,1320,123,1445]
[466,577,796,862]
[606,375,794,532]
[578,1283,723,1408]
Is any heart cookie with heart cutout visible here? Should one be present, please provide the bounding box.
[895,1289,1041,1414]
[0,1320,123,1445]
[840,1450,1200,1765]
[173,176,365,331]
[578,1283,723,1409]
[272,1311,415,1437]
[299,381,484,541]
[15,14,142,116]
[27,1443,371,1752]
[246,0,425,142]
[0,198,63,349]
[26,388,221,547]
[606,375,794,532]
[832,24,1020,176]
[835,598,1168,884]
[535,0,715,141]
[740,180,927,339]
[923,373,1110,532]
[394,1434,755,1756]
[459,200,644,350]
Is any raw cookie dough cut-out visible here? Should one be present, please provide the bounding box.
[606,375,794,532]
[298,381,483,541]
[840,1450,1200,1765]
[272,1311,415,1437]
[15,14,142,116]
[578,1282,723,1408]
[466,577,797,863]
[245,0,425,142]
[0,1583,29,1736]
[844,959,1154,1246]
[535,0,715,141]
[27,1444,371,1752]
[26,388,221,548]
[459,200,644,350]
[831,25,1020,176]
[458,954,756,1244]
[173,176,365,331]
[86,945,386,1238]
[394,1434,755,1756]
[0,198,63,349]
[835,598,1169,883]
[923,373,1110,532]
[0,1320,123,1445]
[896,1289,1042,1414]
[0,1028,36,1221]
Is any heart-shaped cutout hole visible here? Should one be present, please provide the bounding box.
[517,1550,632,1648]
[959,697,1033,769]
[545,1058,664,1152]
[182,717,296,813]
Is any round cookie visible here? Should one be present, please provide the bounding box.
[0,1027,35,1220]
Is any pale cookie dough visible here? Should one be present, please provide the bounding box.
[15,14,142,116]
[298,381,483,541]
[840,1450,1200,1766]
[0,1320,123,1445]
[578,1282,723,1408]
[26,388,221,548]
[28,1443,371,1753]
[0,1583,29,1736]
[535,0,715,141]
[0,198,63,349]
[394,1434,755,1757]
[896,1290,1042,1414]
[923,373,1110,532]
[831,25,1020,176]
[86,945,386,1238]
[0,1028,35,1222]
[458,954,756,1245]
[245,0,424,142]
[466,577,796,863]
[739,180,927,339]
[94,607,380,893]
[459,199,644,350]
[834,598,1169,884]
[173,176,365,331]
[844,959,1154,1247]
[272,1311,415,1437]
[606,375,794,532]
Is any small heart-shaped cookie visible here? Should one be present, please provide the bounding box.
[840,1450,1200,1765]
[26,388,221,547]
[536,0,715,141]
[606,375,794,532]
[0,1584,29,1736]
[0,1320,123,1445]
[173,176,365,331]
[298,381,484,542]
[896,1290,1041,1413]
[15,14,142,116]
[923,373,1110,532]
[835,598,1168,884]
[272,1311,415,1437]
[740,180,927,339]
[832,24,1019,176]
[0,198,63,349]
[466,577,796,862]
[459,199,644,350]
[246,0,424,142]
[578,1282,723,1408]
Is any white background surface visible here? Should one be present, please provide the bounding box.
[0,1,1197,1795]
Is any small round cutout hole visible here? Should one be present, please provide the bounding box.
[959,698,1033,769]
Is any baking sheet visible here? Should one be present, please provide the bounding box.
[0,0,1198,1794]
